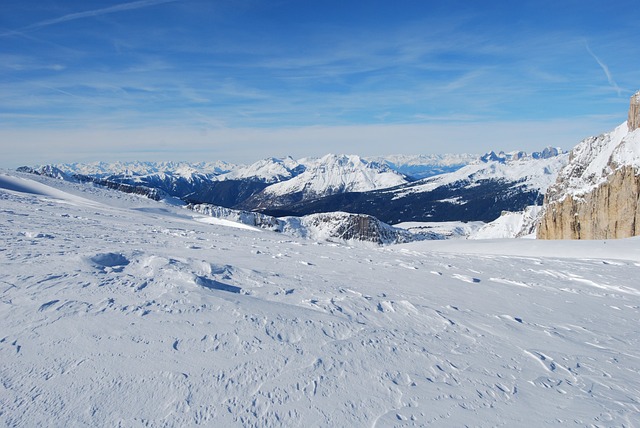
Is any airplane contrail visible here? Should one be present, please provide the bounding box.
[586,43,621,96]
[1,0,179,36]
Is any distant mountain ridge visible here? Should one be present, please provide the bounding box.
[239,154,409,211]
[256,149,567,224]
[30,153,466,209]
[22,148,566,225]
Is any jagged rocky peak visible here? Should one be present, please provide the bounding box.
[479,147,562,163]
[629,90,640,131]
[480,151,506,163]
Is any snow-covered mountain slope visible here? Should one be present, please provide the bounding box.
[469,205,542,239]
[392,149,567,199]
[2,170,640,426]
[218,156,305,184]
[241,154,408,210]
[272,154,408,195]
[545,122,639,198]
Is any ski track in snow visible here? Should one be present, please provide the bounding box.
[1,172,640,427]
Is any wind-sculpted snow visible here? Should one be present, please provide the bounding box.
[1,171,639,427]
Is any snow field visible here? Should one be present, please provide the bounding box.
[1,172,639,427]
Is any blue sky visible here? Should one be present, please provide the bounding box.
[1,0,639,166]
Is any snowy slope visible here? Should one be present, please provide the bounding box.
[219,156,304,183]
[261,154,407,198]
[2,171,640,427]
[391,151,567,199]
[469,206,542,239]
[547,122,640,198]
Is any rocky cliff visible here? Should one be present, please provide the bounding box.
[538,165,640,239]
[629,90,640,131]
[538,93,640,239]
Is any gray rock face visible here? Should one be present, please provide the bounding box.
[537,166,640,239]
[629,91,640,132]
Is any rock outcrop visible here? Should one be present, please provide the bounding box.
[629,90,640,132]
[538,93,640,239]
[537,165,640,239]
[188,203,439,245]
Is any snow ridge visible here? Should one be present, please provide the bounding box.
[543,122,640,201]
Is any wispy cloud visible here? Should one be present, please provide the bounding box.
[585,42,622,96]
[1,0,179,36]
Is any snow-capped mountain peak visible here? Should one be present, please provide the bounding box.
[260,153,408,199]
[220,156,305,183]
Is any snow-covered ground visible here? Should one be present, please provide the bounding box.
[1,171,639,427]
[395,221,485,239]
[468,206,543,240]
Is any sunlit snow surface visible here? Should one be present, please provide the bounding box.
[1,171,639,427]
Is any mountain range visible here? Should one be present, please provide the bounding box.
[21,149,565,226]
